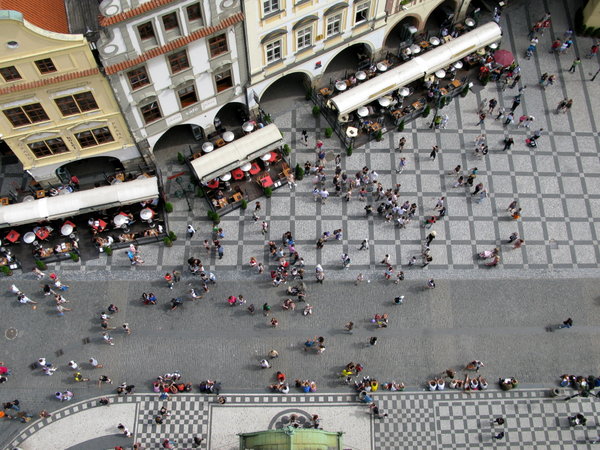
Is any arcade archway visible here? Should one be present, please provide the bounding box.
[214,102,249,131]
[424,0,458,32]
[56,156,124,185]
[384,16,420,53]
[322,43,373,86]
[260,72,311,115]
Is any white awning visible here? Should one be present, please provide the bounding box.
[330,21,502,119]
[0,176,159,228]
[191,124,283,183]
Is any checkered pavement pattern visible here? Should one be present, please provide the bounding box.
[2,0,600,278]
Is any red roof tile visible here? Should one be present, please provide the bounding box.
[104,12,244,75]
[0,0,69,34]
[99,0,177,26]
[0,68,100,95]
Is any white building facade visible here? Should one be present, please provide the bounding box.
[96,0,249,151]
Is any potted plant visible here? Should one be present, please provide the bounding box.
[196,187,205,198]
[207,210,220,224]
[0,265,13,276]
[177,152,185,164]
[283,144,291,156]
[35,260,47,270]
[422,105,431,117]
[163,237,173,247]
[264,186,273,198]
[397,120,405,132]
[164,202,174,213]
[346,146,353,156]
[240,198,248,209]
[69,252,80,262]
[295,164,305,181]
[105,246,113,256]
[375,130,383,142]
[324,127,333,138]
[312,105,321,117]
[168,231,177,241]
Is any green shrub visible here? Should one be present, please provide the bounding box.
[312,105,321,116]
[240,198,248,209]
[422,105,431,117]
[295,164,305,180]
[105,246,113,256]
[375,130,383,142]
[264,113,272,123]
[481,74,490,86]
[397,120,405,132]
[0,265,12,276]
[163,237,173,247]
[177,152,185,164]
[346,146,353,156]
[324,127,333,138]
[196,187,205,198]
[460,85,470,97]
[69,252,80,262]
[35,260,47,270]
[165,202,173,213]
[168,231,177,241]
[207,210,220,224]
[264,186,273,198]
[283,144,291,156]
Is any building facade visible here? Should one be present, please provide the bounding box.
[0,8,140,186]
[242,0,472,106]
[96,0,249,152]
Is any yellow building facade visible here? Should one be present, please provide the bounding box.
[0,10,141,186]
[583,0,600,28]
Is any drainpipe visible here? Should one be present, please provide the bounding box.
[239,1,255,119]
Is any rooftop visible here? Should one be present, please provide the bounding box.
[0,0,69,34]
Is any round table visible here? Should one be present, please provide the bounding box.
[453,61,464,69]
[357,107,369,117]
[435,69,446,79]
[346,127,359,138]
[399,87,410,97]
[378,97,391,107]
[376,63,388,72]
[220,173,232,182]
[242,121,254,132]
[60,224,74,236]
[223,131,235,142]
[335,81,347,91]
[430,37,441,46]
[23,232,36,244]
[202,142,214,153]
[356,71,367,81]
[240,162,252,172]
[140,208,154,221]
[113,215,128,227]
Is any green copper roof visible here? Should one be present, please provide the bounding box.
[238,427,344,449]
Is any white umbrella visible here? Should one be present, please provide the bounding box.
[356,71,366,80]
[357,107,369,117]
[223,131,235,142]
[378,97,391,107]
[346,127,359,138]
[430,37,441,46]
[240,162,252,172]
[465,18,476,27]
[220,173,232,181]
[140,208,154,220]
[435,69,446,79]
[399,87,410,97]
[376,62,388,72]
[489,42,499,50]
[202,142,214,152]
[261,153,272,161]
[113,215,128,227]
[242,122,254,132]
[453,61,464,69]
[335,81,347,91]
[61,223,74,236]
[409,44,421,54]
[23,232,36,244]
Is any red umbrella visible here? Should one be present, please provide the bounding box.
[493,49,514,67]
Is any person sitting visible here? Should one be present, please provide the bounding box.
[282,298,295,310]
[170,297,183,311]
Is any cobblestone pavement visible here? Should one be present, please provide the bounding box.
[8,389,600,449]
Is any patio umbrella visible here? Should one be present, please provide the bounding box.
[140,208,154,220]
[453,61,464,69]
[242,121,254,132]
[465,18,476,27]
[346,127,359,138]
[113,215,128,227]
[260,153,272,161]
[357,107,369,117]
[355,71,367,80]
[409,44,421,54]
[60,223,74,236]
[378,97,391,107]
[202,142,214,152]
[429,36,441,46]
[23,232,36,244]
[220,173,232,182]
[335,81,347,91]
[223,131,235,142]
[399,87,410,97]
[376,62,388,72]
[435,69,446,79]
[240,162,252,172]
[493,49,514,67]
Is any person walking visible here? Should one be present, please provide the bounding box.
[186,224,195,238]
[488,98,497,114]
[117,423,133,437]
[397,136,406,152]
[261,221,269,236]
[425,231,436,246]
[558,318,573,329]
[531,128,544,141]
[396,157,407,174]
[568,58,581,72]
[586,44,599,59]
[477,112,486,125]
[301,129,308,146]
[503,112,514,126]
[89,358,103,369]
[359,239,369,250]
[503,136,514,151]
[510,97,521,113]
[430,146,439,160]
[369,337,378,346]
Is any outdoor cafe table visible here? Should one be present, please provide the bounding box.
[249,162,261,175]
[5,230,20,243]
[206,179,220,189]
[140,208,154,221]
[113,214,128,227]
[260,175,274,188]
[34,227,50,240]
[231,168,244,180]
[91,219,107,232]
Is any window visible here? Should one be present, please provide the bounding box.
[28,138,69,158]
[186,3,203,22]
[355,2,369,24]
[0,66,21,82]
[178,85,198,108]
[265,40,282,63]
[75,127,114,148]
[3,103,49,127]
[263,0,280,15]
[140,101,162,124]
[208,34,228,58]
[326,14,342,37]
[162,12,179,30]
[54,92,99,116]
[35,58,57,74]
[127,67,150,90]
[297,26,312,50]
[138,22,156,40]
[214,68,233,92]
[168,50,190,73]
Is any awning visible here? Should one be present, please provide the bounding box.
[0,176,159,228]
[330,21,502,119]
[190,124,283,183]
